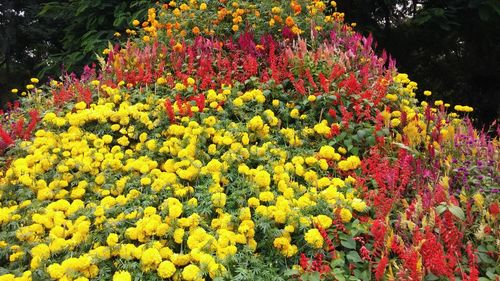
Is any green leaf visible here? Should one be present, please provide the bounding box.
[486,270,497,279]
[334,273,346,281]
[283,269,299,277]
[435,204,447,215]
[447,205,465,220]
[477,252,494,263]
[331,258,345,268]
[414,14,432,25]
[425,272,439,280]
[433,8,445,16]
[302,272,321,281]
[346,251,362,263]
[341,238,356,249]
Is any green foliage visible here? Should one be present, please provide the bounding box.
[38,0,150,76]
[0,0,149,105]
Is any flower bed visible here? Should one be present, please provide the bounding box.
[0,1,498,281]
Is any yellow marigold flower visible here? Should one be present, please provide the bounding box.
[158,260,176,278]
[182,264,201,281]
[248,197,260,207]
[26,84,35,90]
[30,78,39,83]
[290,108,300,119]
[338,156,361,171]
[102,134,113,144]
[338,147,347,154]
[47,263,64,279]
[173,228,185,244]
[174,83,186,91]
[351,198,367,212]
[304,228,323,248]
[31,243,50,259]
[113,270,132,281]
[232,25,239,32]
[254,170,271,188]
[156,77,167,85]
[106,233,119,247]
[339,208,352,222]
[141,248,162,269]
[140,177,151,186]
[232,97,243,107]
[132,20,140,26]
[423,90,432,96]
[199,3,207,10]
[75,101,87,110]
[211,192,227,208]
[318,145,335,159]
[11,88,18,94]
[314,215,332,229]
[259,191,275,202]
[390,118,401,127]
[187,77,195,86]
[247,116,264,131]
[385,93,398,101]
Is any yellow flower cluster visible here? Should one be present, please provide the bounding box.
[0,84,367,280]
[337,155,361,171]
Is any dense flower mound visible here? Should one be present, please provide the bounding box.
[1,1,499,281]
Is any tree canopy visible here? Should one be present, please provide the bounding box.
[0,0,149,104]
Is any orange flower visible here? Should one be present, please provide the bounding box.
[291,1,302,14]
[192,26,200,35]
[285,16,295,27]
[173,42,183,52]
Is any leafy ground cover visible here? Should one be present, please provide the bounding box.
[0,1,498,281]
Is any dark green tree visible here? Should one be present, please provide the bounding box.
[338,0,500,127]
[0,0,149,106]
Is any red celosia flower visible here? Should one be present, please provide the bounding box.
[0,126,14,146]
[299,253,309,271]
[489,202,499,216]
[375,255,388,281]
[164,99,176,123]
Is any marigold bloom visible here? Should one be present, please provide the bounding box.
[304,228,323,248]
[113,271,132,281]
